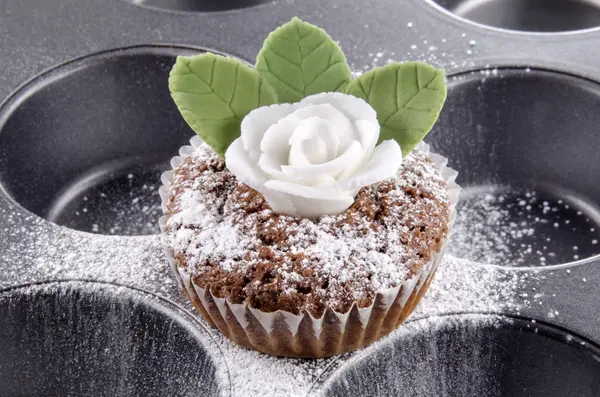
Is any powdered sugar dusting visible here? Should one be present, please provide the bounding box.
[0,208,176,295]
[415,255,533,319]
[215,339,334,397]
[163,143,451,314]
[0,139,539,397]
[0,193,536,397]
[351,30,481,78]
[208,255,535,397]
[448,187,600,266]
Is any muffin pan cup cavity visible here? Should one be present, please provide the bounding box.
[429,68,600,267]
[159,138,460,358]
[312,314,600,396]
[0,45,202,236]
[429,0,600,32]
[125,0,272,12]
[0,0,599,395]
[0,281,229,397]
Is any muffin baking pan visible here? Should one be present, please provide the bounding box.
[0,46,200,235]
[313,314,600,396]
[429,69,600,266]
[0,0,598,395]
[125,0,272,12]
[0,281,227,397]
[430,0,600,32]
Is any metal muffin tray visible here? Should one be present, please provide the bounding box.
[0,0,599,396]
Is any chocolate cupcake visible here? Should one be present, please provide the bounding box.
[160,18,459,357]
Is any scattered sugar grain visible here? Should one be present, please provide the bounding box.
[0,211,175,295]
[0,138,546,397]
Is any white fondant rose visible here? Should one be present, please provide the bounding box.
[225,92,402,218]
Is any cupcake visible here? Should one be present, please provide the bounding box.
[160,18,459,358]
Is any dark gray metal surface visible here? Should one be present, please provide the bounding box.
[314,314,600,396]
[432,0,600,32]
[430,69,600,266]
[0,0,598,396]
[0,46,200,235]
[0,281,228,397]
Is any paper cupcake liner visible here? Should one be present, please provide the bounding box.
[159,136,460,358]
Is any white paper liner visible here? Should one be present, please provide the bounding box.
[159,136,460,358]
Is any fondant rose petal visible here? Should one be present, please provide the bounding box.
[300,92,379,147]
[281,140,362,180]
[228,92,399,218]
[300,92,378,123]
[225,138,268,193]
[292,103,349,126]
[262,190,297,215]
[356,119,379,152]
[228,142,297,214]
[288,117,339,163]
[338,120,379,181]
[241,103,297,161]
[264,180,354,218]
[337,140,402,192]
[258,153,295,181]
[260,114,302,164]
[358,120,380,158]
[289,194,354,218]
[292,104,354,152]
[287,140,312,167]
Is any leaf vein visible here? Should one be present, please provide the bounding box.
[402,73,441,109]
[296,26,314,41]
[294,23,306,89]
[209,56,216,85]
[172,91,215,95]
[358,79,370,100]
[394,68,399,112]
[334,80,347,91]
[178,107,238,121]
[178,57,240,119]
[422,71,437,89]
[268,46,303,68]
[305,60,343,87]
[381,70,441,126]
[415,63,421,89]
[301,39,327,58]
[262,57,304,96]
[228,63,240,106]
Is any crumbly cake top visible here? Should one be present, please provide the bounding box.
[164,143,450,317]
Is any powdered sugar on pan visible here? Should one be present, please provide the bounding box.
[314,313,574,396]
[414,255,533,318]
[350,26,482,78]
[207,255,536,397]
[448,187,600,266]
[213,338,336,397]
[0,157,536,397]
[0,196,537,397]
[162,142,454,316]
[0,207,177,295]
[49,169,164,236]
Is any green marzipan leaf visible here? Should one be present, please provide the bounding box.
[255,17,352,103]
[169,53,278,157]
[344,62,447,156]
